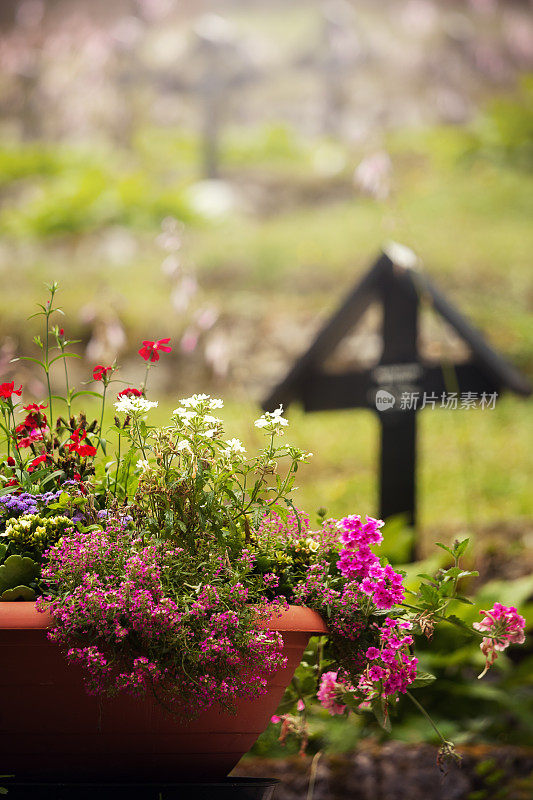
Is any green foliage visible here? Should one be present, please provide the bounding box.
[1,585,36,601]
[0,554,39,595]
[466,77,533,171]
[0,142,195,237]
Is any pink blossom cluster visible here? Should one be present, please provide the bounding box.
[317,670,348,716]
[337,516,405,610]
[473,603,526,676]
[359,618,417,698]
[37,526,287,717]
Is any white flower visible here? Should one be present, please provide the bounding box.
[203,415,222,425]
[224,438,246,454]
[172,407,196,424]
[180,393,210,407]
[179,394,224,411]
[177,439,192,452]
[136,459,150,472]
[115,396,158,415]
[254,405,289,430]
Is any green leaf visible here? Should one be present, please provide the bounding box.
[40,470,65,489]
[409,671,436,689]
[1,585,36,601]
[454,539,470,558]
[419,583,440,606]
[13,355,45,367]
[70,390,103,400]
[371,698,391,733]
[49,353,81,365]
[0,555,40,593]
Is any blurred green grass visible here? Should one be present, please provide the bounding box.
[1,122,531,370]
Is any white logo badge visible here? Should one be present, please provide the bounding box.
[375,390,396,411]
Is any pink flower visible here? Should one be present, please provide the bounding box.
[474,603,526,677]
[297,699,305,712]
[368,665,384,682]
[317,671,346,716]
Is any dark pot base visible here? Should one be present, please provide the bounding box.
[2,779,279,800]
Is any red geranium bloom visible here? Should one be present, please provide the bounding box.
[67,428,97,458]
[5,478,18,487]
[0,382,22,399]
[93,365,113,382]
[20,403,48,431]
[6,456,15,467]
[77,444,97,457]
[138,338,172,363]
[24,403,47,413]
[28,454,47,473]
[117,387,143,399]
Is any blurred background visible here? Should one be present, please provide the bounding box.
[1,0,532,794]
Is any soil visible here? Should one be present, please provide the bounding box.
[234,741,533,800]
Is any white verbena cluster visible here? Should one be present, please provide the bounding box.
[179,394,224,410]
[115,396,158,415]
[223,438,246,455]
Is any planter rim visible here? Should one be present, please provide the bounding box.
[0,601,328,634]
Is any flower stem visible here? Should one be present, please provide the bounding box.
[406,690,449,746]
[98,384,107,453]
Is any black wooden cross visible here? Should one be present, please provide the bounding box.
[262,248,531,534]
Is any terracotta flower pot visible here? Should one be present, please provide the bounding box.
[0,602,326,782]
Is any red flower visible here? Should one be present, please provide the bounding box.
[117,387,143,399]
[5,478,18,487]
[20,403,48,431]
[6,456,15,467]
[24,403,47,413]
[67,428,97,458]
[27,454,47,473]
[93,365,113,382]
[77,443,97,457]
[138,338,172,363]
[59,328,64,336]
[73,472,81,481]
[0,382,22,399]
